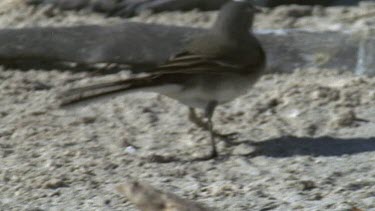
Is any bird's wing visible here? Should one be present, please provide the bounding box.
[152,51,247,75]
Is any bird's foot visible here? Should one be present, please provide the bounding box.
[189,149,218,161]
[215,132,240,144]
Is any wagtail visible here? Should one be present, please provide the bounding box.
[60,0,266,160]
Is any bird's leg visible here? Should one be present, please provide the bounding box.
[189,107,239,143]
[204,101,218,158]
[188,107,209,130]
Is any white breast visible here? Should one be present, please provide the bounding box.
[155,74,258,109]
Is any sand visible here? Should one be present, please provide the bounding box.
[0,2,375,210]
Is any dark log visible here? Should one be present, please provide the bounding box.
[0,22,367,74]
[27,0,366,18]
[0,22,201,72]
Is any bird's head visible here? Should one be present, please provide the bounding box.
[214,0,259,36]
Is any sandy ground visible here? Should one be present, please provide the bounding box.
[1,1,375,211]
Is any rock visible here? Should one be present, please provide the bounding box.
[116,179,213,211]
[42,178,67,189]
[329,109,357,128]
[232,143,257,156]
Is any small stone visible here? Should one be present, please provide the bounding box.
[146,154,177,163]
[300,180,316,191]
[80,116,97,124]
[0,111,8,118]
[25,208,45,211]
[104,199,111,205]
[329,109,356,128]
[310,87,339,101]
[30,110,47,116]
[124,146,137,154]
[298,124,317,136]
[273,5,313,18]
[49,190,61,197]
[42,178,67,189]
[69,115,97,125]
[232,143,256,156]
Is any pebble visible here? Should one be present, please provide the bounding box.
[329,109,356,128]
[43,178,67,189]
[232,143,257,156]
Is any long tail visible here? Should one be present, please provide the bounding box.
[59,75,157,106]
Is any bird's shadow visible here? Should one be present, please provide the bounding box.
[247,136,375,158]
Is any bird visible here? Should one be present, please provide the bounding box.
[59,0,266,160]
